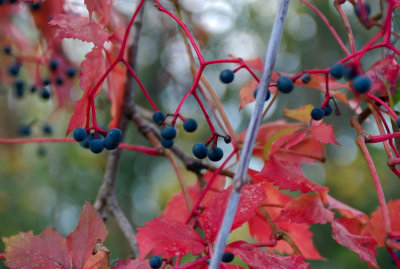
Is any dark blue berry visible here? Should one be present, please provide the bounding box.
[161,139,174,148]
[19,125,31,136]
[219,69,234,84]
[355,2,371,17]
[37,146,46,157]
[183,118,197,132]
[253,88,271,101]
[42,78,50,86]
[323,105,333,116]
[89,139,104,154]
[222,252,234,263]
[208,147,224,162]
[15,85,25,98]
[224,135,231,144]
[161,126,177,140]
[3,45,11,55]
[353,75,371,93]
[152,111,165,125]
[80,134,94,148]
[15,80,24,90]
[192,143,208,159]
[311,107,325,121]
[30,85,37,93]
[73,128,87,142]
[30,2,42,10]
[56,77,64,85]
[329,63,346,79]
[9,0,17,4]
[49,59,59,71]
[43,124,52,135]
[103,137,119,150]
[149,255,162,269]
[8,63,20,76]
[107,128,123,144]
[301,73,311,83]
[41,87,51,99]
[277,76,294,94]
[66,67,77,78]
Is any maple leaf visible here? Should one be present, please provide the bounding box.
[225,241,309,269]
[136,218,204,259]
[366,199,400,246]
[66,202,108,269]
[111,258,150,269]
[199,184,266,242]
[50,14,110,47]
[260,156,327,193]
[2,228,72,269]
[283,104,313,125]
[310,123,339,145]
[365,55,400,96]
[275,193,334,224]
[332,219,378,268]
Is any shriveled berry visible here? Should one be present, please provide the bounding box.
[311,107,324,121]
[329,63,346,79]
[222,252,235,263]
[73,128,87,142]
[301,73,311,83]
[253,88,271,101]
[323,105,333,116]
[161,139,174,148]
[89,139,104,154]
[183,118,197,132]
[192,143,208,159]
[224,135,231,144]
[208,147,224,162]
[353,75,371,93]
[152,111,165,125]
[149,255,162,269]
[161,126,177,140]
[219,69,234,84]
[277,76,294,94]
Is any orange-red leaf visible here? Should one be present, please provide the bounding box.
[283,104,313,125]
[226,241,309,269]
[275,193,334,224]
[66,202,108,269]
[365,55,400,96]
[3,228,72,269]
[326,194,368,221]
[111,258,150,269]
[80,47,107,92]
[310,123,339,145]
[50,14,110,47]
[238,79,258,110]
[199,184,266,243]
[136,218,204,259]
[332,219,378,268]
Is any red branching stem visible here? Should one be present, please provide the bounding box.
[174,256,182,267]
[367,132,400,143]
[356,136,391,233]
[252,239,277,247]
[321,73,330,107]
[122,58,158,110]
[242,64,261,83]
[203,59,241,66]
[118,144,160,155]
[192,91,216,134]
[185,150,237,225]
[335,3,356,54]
[300,0,350,55]
[367,93,398,119]
[0,137,74,144]
[383,0,395,44]
[90,96,99,129]
[154,0,204,64]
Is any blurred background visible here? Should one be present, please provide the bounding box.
[0,0,400,268]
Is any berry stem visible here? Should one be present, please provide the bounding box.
[367,93,398,120]
[192,91,216,134]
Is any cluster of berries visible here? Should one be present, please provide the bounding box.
[152,111,198,149]
[73,128,123,154]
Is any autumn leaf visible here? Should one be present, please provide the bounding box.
[66,202,108,269]
[242,57,264,72]
[332,219,378,268]
[238,79,258,110]
[50,14,110,47]
[283,104,313,125]
[260,156,327,193]
[325,194,368,222]
[136,218,204,259]
[275,193,334,224]
[2,228,72,269]
[199,184,266,242]
[111,258,150,269]
[225,241,309,269]
[365,55,400,96]
[310,122,339,145]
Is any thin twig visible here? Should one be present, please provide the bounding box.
[209,1,290,268]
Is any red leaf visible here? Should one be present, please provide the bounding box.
[199,184,266,242]
[225,241,309,269]
[294,72,349,91]
[50,14,110,47]
[365,55,400,96]
[66,202,108,269]
[275,194,334,224]
[367,199,400,246]
[310,123,339,145]
[66,94,90,135]
[260,156,327,193]
[238,80,258,110]
[111,258,151,269]
[332,219,378,268]
[136,218,204,259]
[3,228,72,269]
[80,47,107,92]
[242,57,264,72]
[325,194,368,221]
